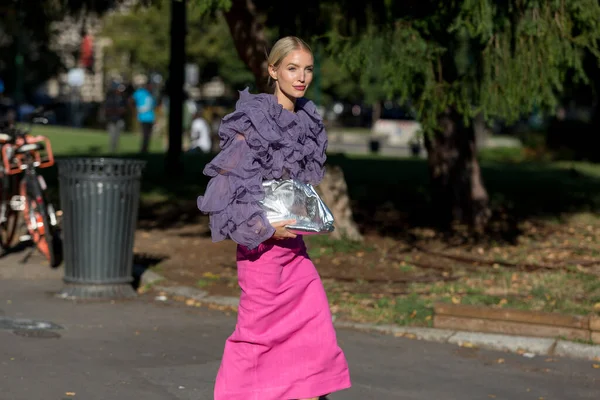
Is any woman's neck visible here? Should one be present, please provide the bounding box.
[274,87,296,112]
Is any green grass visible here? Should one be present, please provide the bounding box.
[28,124,164,155]
[478,147,526,163]
[325,267,600,327]
[305,235,374,258]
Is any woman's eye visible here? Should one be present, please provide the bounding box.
[289,67,296,71]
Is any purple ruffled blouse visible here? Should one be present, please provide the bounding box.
[197,88,328,250]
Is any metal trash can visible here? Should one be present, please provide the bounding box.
[56,158,146,299]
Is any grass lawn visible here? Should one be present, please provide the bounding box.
[29,124,164,155]
[33,125,600,327]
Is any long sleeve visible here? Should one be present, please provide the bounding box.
[197,88,329,249]
[197,134,275,249]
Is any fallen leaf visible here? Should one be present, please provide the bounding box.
[65,393,76,397]
[410,310,417,318]
[496,358,505,364]
[498,298,508,306]
[451,296,461,304]
[593,364,600,369]
[593,303,600,312]
[460,341,476,348]
[488,395,496,398]
[185,299,195,306]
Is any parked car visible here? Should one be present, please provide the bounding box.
[370,103,423,154]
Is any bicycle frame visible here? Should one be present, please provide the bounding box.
[0,115,63,267]
[1,135,55,176]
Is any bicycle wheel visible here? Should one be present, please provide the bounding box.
[20,173,63,268]
[0,174,19,250]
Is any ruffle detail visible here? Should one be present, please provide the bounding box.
[197,88,328,248]
[222,88,327,184]
[197,138,275,249]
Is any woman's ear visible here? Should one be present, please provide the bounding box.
[268,64,277,80]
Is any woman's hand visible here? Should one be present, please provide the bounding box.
[270,219,297,240]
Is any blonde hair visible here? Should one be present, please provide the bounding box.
[267,36,312,87]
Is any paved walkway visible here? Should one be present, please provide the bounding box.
[0,251,598,399]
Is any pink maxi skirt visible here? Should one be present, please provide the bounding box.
[214,237,351,399]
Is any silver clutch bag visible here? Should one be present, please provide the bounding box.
[260,179,335,235]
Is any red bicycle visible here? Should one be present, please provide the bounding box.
[0,116,63,268]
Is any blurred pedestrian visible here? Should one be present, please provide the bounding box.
[131,82,156,153]
[188,107,211,153]
[104,82,127,152]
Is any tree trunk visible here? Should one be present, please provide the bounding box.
[316,165,363,242]
[166,0,186,175]
[424,107,491,233]
[223,0,271,93]
[224,0,363,242]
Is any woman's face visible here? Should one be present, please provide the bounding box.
[270,49,314,100]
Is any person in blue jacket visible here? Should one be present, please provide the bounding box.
[131,82,156,153]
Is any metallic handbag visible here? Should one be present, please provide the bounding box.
[260,179,335,235]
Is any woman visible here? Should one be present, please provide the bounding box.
[197,36,351,400]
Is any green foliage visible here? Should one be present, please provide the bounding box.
[101,1,366,106]
[101,0,253,88]
[101,2,171,77]
[326,0,600,133]
[189,0,232,15]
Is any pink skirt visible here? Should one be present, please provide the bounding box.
[214,237,351,399]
